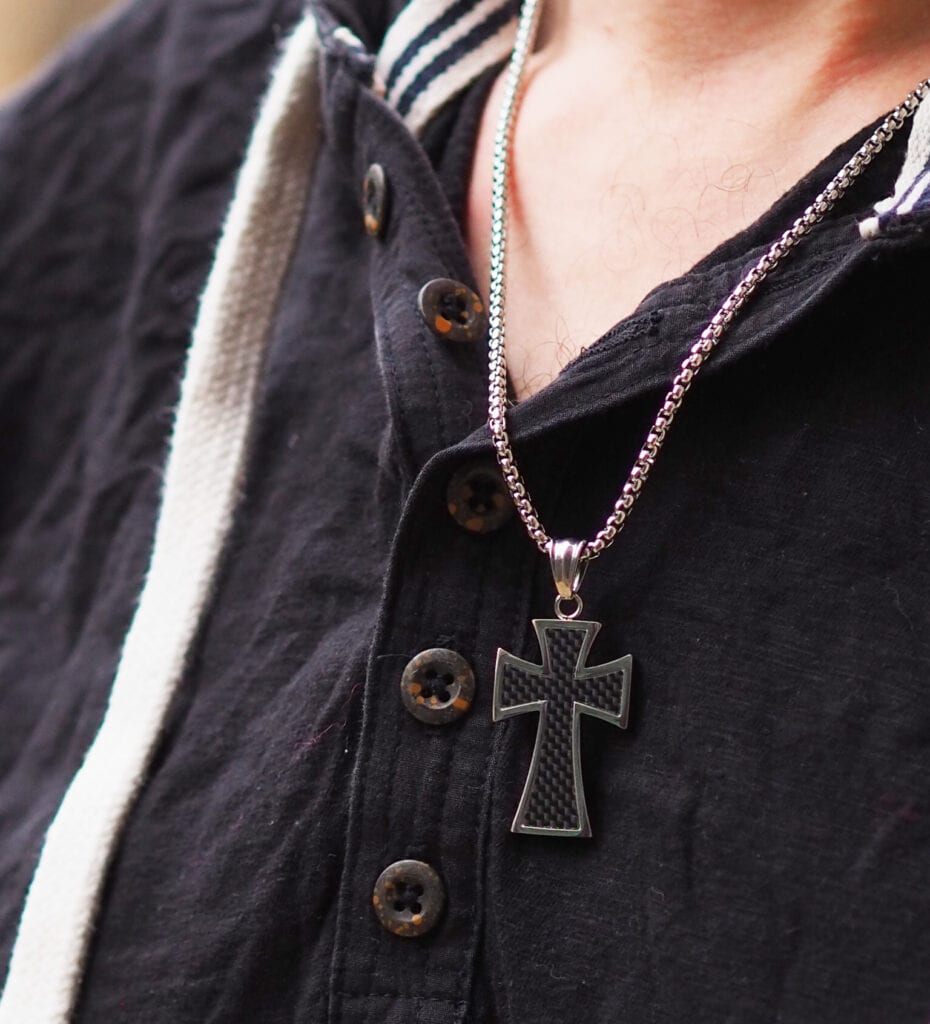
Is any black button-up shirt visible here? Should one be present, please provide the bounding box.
[2,1,930,1021]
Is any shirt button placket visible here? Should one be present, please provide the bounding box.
[337,78,516,1020]
[369,468,513,945]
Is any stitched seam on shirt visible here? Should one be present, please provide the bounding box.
[374,190,456,467]
[381,316,420,475]
[418,307,451,451]
[341,992,467,1004]
[355,94,451,469]
[385,114,491,446]
[494,542,543,1024]
[403,185,457,452]
[646,211,862,295]
[405,189,466,454]
[368,564,435,1010]
[332,561,437,1013]
[356,84,493,469]
[406,577,470,1002]
[581,228,856,361]
[449,543,492,1009]
[563,244,861,385]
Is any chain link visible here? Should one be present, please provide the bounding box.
[487,0,929,562]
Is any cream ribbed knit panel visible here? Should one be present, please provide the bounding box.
[892,91,930,204]
[0,13,322,1023]
[860,91,930,237]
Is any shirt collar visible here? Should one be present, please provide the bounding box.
[374,0,519,135]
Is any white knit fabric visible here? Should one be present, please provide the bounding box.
[860,92,930,238]
[0,13,322,1023]
[892,92,930,204]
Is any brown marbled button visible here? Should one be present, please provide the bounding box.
[372,860,445,938]
[446,460,514,535]
[362,163,389,238]
[400,648,475,725]
[417,278,487,343]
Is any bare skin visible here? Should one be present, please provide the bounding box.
[464,0,930,399]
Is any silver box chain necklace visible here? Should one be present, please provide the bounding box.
[488,0,929,837]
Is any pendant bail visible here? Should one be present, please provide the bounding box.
[547,538,587,600]
[548,539,587,620]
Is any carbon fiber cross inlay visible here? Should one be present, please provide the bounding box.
[493,619,632,837]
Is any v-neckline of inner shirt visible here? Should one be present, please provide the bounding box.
[424,67,915,415]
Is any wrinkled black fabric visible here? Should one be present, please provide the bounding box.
[1,2,930,1022]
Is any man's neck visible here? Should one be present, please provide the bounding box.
[535,0,930,116]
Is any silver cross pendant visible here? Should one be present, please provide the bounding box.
[492,541,633,837]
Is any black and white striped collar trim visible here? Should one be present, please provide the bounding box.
[373,0,519,135]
